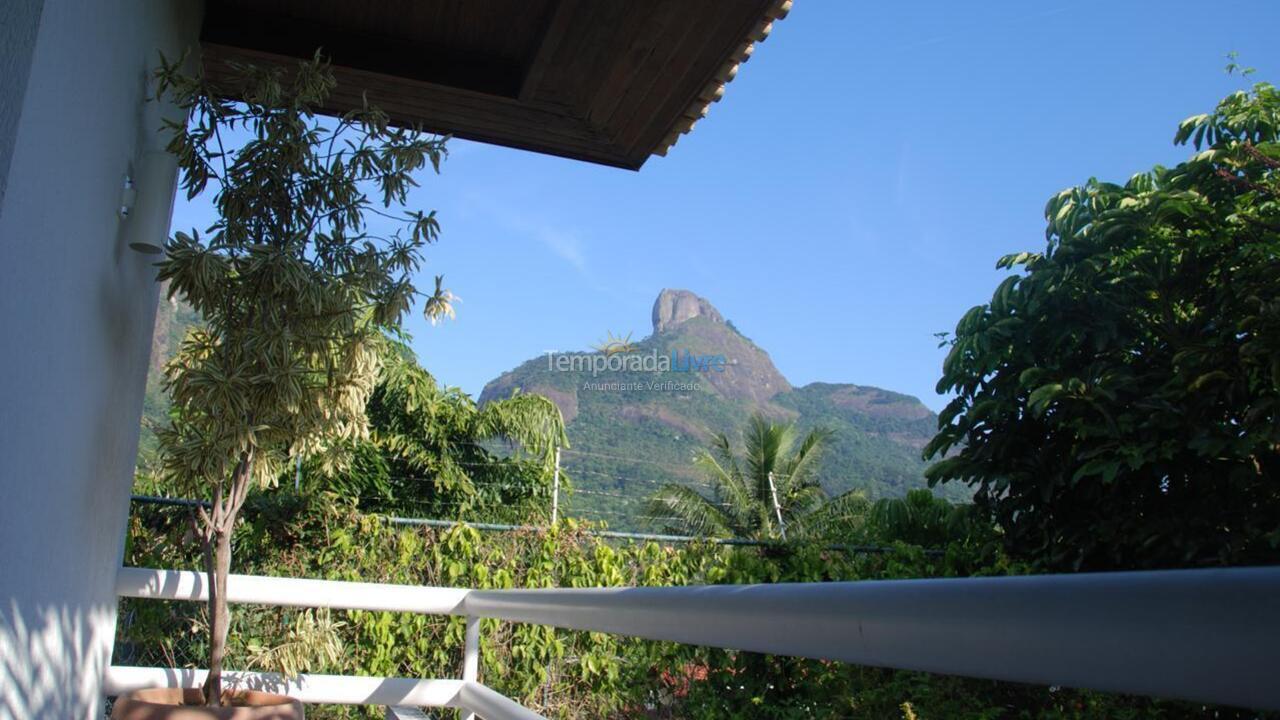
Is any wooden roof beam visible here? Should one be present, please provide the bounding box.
[518,0,577,103]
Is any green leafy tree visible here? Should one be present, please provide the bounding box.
[925,77,1280,571]
[342,343,569,523]
[647,414,868,540]
[152,53,453,702]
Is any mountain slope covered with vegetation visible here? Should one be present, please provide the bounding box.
[482,289,963,530]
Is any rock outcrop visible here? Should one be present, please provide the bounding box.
[651,288,723,334]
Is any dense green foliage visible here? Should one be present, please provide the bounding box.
[868,489,993,550]
[316,344,568,524]
[116,492,1267,719]
[926,80,1280,571]
[647,414,869,540]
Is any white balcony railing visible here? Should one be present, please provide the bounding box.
[109,565,1280,718]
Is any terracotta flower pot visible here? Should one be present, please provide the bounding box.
[111,688,304,720]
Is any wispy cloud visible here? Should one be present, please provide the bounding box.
[501,213,597,284]
[458,190,625,297]
[534,226,589,274]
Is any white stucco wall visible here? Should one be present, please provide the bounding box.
[0,2,202,718]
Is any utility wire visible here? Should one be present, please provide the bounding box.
[560,447,700,471]
[568,466,718,490]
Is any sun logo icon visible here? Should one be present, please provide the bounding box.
[593,330,638,356]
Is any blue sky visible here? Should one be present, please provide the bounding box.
[172,1,1276,411]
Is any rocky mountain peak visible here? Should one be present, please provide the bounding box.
[651,288,723,334]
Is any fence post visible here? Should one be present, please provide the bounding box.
[461,615,480,720]
[767,471,786,541]
[550,446,561,526]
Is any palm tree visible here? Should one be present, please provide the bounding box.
[646,414,867,541]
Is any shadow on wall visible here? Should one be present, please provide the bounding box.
[1,599,117,719]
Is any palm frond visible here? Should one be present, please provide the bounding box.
[777,427,832,494]
[706,432,739,478]
[870,489,957,546]
[743,414,791,496]
[692,447,753,529]
[474,390,567,466]
[645,483,732,537]
[783,483,829,521]
[793,489,870,541]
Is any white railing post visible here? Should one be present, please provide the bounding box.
[461,615,480,720]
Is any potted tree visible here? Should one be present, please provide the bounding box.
[113,52,455,717]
